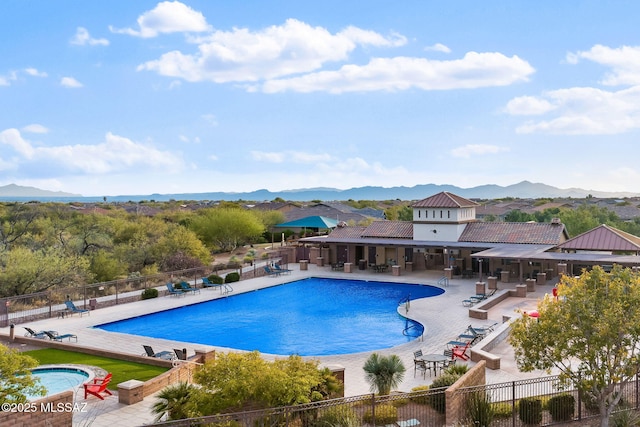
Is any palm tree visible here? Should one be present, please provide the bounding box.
[362,353,406,395]
[151,382,194,422]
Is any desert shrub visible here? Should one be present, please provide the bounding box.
[518,397,542,425]
[243,255,254,265]
[409,385,430,404]
[429,373,460,413]
[207,274,224,284]
[312,405,359,427]
[141,288,159,300]
[491,402,513,419]
[212,263,226,272]
[465,391,495,427]
[444,364,469,376]
[611,406,640,427]
[548,393,575,422]
[225,272,240,283]
[362,404,397,425]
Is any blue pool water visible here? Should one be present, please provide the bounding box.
[96,277,444,356]
[27,367,91,400]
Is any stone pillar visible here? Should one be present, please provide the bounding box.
[444,267,452,279]
[316,257,324,267]
[487,276,497,290]
[299,260,308,270]
[475,281,486,295]
[500,270,510,283]
[536,272,547,285]
[118,380,145,405]
[343,262,353,273]
[194,349,216,363]
[392,265,401,276]
[526,278,536,292]
[515,284,527,297]
[405,262,413,272]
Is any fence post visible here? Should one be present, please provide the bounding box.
[512,381,516,427]
[636,371,639,410]
[577,372,582,421]
[371,393,376,427]
[115,281,119,304]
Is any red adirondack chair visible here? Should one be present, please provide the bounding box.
[451,342,471,361]
[84,373,113,400]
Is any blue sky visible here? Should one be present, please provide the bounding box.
[2,1,640,197]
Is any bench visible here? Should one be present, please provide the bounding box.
[84,373,113,400]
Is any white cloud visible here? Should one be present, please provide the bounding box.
[138,18,407,83]
[251,151,285,163]
[261,52,534,93]
[251,150,332,164]
[505,95,556,115]
[24,68,47,77]
[110,1,211,38]
[568,44,640,86]
[450,144,510,159]
[424,43,451,53]
[0,129,182,175]
[70,27,109,46]
[512,85,640,135]
[60,77,83,88]
[22,124,49,134]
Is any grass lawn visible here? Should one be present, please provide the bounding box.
[23,348,169,390]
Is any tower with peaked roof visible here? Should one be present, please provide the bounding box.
[411,191,480,242]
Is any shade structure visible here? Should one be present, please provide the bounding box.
[275,215,338,229]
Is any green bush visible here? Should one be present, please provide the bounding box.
[362,404,397,425]
[409,385,430,404]
[225,272,240,283]
[465,391,495,427]
[518,397,542,425]
[429,373,460,413]
[312,405,360,427]
[491,402,513,419]
[207,274,224,284]
[444,364,469,376]
[548,393,575,422]
[141,288,158,300]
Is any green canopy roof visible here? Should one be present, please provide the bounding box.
[275,215,338,229]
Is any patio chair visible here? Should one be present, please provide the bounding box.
[24,327,56,339]
[201,277,223,290]
[64,300,90,316]
[451,342,471,361]
[174,348,187,360]
[143,345,175,360]
[179,281,201,294]
[273,264,292,274]
[166,283,185,297]
[44,330,78,342]
[263,266,280,277]
[84,373,113,400]
[413,350,430,378]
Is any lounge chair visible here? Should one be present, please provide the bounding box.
[397,419,421,427]
[64,300,90,316]
[166,283,185,297]
[24,327,56,339]
[44,330,77,342]
[179,281,201,294]
[273,264,292,274]
[174,348,187,360]
[84,373,113,400]
[263,266,280,277]
[201,277,223,291]
[143,345,175,360]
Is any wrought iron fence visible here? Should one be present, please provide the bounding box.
[148,374,640,427]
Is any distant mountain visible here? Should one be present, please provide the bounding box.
[0,184,81,198]
[1,181,637,202]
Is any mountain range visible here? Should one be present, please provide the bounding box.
[0,181,638,202]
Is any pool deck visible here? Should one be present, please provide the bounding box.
[0,263,556,426]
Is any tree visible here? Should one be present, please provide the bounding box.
[509,265,640,427]
[151,382,197,422]
[362,353,406,395]
[189,208,265,252]
[0,344,46,403]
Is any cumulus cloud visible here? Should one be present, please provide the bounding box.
[1,69,44,86]
[450,144,510,159]
[510,86,640,135]
[70,27,109,46]
[567,44,640,86]
[137,18,407,83]
[261,52,534,93]
[22,124,49,134]
[110,1,211,38]
[0,129,181,175]
[24,68,47,77]
[424,43,451,53]
[60,77,83,88]
[505,95,556,115]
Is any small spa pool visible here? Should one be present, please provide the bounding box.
[97,277,444,356]
[27,366,93,400]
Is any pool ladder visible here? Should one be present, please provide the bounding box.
[222,284,233,294]
[398,294,411,313]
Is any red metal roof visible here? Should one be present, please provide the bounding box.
[556,224,640,252]
[459,222,567,245]
[411,191,479,208]
[361,221,413,239]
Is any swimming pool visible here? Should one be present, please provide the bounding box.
[27,365,93,400]
[96,277,444,356]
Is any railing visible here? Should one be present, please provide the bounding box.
[437,276,449,287]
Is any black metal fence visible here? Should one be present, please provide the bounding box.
[148,374,640,427]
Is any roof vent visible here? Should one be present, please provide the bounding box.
[551,218,561,225]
